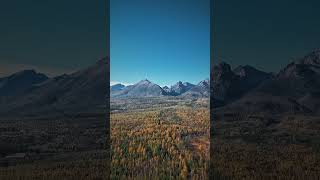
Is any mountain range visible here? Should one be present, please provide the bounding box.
[0,57,109,116]
[213,49,320,114]
[110,79,210,98]
[0,49,319,116]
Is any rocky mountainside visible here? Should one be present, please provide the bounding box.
[111,79,165,97]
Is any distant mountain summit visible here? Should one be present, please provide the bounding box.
[112,79,165,97]
[182,79,210,98]
[111,84,125,91]
[162,86,171,93]
[169,81,195,95]
[0,69,48,96]
[170,81,186,95]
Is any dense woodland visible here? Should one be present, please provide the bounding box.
[111,107,209,179]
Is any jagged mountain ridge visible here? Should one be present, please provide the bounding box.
[211,62,273,104]
[111,79,209,98]
[222,49,320,114]
[169,81,195,95]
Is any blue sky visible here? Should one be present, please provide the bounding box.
[110,0,210,87]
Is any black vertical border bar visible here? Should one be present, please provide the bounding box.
[209,0,215,179]
[106,0,111,178]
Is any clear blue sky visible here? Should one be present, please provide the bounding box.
[110,0,210,87]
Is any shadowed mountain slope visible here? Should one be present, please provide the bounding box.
[0,57,109,116]
[0,70,48,96]
[224,49,320,114]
